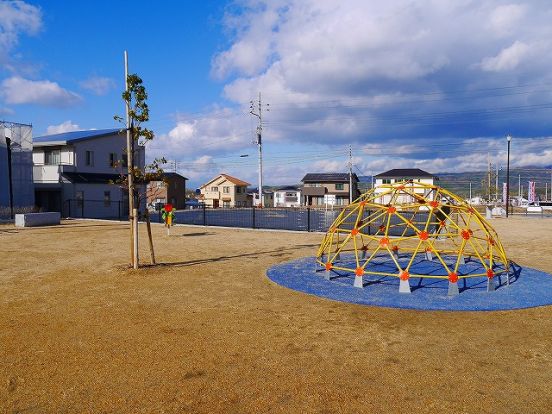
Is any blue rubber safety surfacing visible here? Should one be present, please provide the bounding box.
[266,254,552,311]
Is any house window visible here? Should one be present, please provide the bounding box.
[335,183,344,190]
[85,151,94,166]
[211,186,218,192]
[382,179,392,184]
[109,153,117,167]
[104,191,111,207]
[236,201,241,207]
[223,186,230,193]
[223,201,230,208]
[121,154,128,168]
[44,149,61,165]
[237,187,242,193]
[76,191,84,208]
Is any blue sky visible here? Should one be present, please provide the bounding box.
[2,0,552,188]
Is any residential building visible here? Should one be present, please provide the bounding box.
[199,173,251,208]
[147,172,188,210]
[373,168,438,204]
[32,129,145,218]
[248,188,274,207]
[273,186,301,207]
[301,173,359,206]
[0,122,34,216]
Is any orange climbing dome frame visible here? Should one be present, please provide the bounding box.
[316,181,509,291]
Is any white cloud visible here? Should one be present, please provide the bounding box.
[479,41,531,72]
[1,76,81,107]
[80,76,116,95]
[46,120,80,135]
[0,1,42,68]
[0,106,14,115]
[488,4,527,37]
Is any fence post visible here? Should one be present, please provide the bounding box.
[67,199,71,218]
[203,203,206,225]
[307,207,311,232]
[81,199,84,218]
[118,201,121,221]
[252,206,256,229]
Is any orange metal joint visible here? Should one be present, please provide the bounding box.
[400,271,410,281]
[379,237,390,247]
[419,231,429,240]
[387,206,396,214]
[351,228,359,236]
[325,263,333,271]
[486,269,494,279]
[378,225,385,232]
[448,272,459,283]
[392,245,399,251]
[461,229,471,240]
[355,267,364,277]
[429,201,439,208]
[439,220,446,227]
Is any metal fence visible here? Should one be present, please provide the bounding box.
[148,206,434,234]
[64,199,128,220]
[149,206,342,232]
[60,201,552,233]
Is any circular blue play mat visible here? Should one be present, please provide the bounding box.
[266,254,552,311]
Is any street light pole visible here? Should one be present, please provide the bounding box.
[506,134,511,218]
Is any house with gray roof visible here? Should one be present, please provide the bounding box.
[301,173,359,206]
[32,128,145,218]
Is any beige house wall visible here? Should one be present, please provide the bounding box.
[200,176,250,208]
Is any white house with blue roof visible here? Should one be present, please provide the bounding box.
[32,128,145,219]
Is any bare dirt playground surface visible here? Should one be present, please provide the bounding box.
[1,217,552,413]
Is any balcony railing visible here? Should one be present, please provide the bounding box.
[33,164,75,183]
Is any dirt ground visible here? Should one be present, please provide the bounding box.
[1,217,552,413]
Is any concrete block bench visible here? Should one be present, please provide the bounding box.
[15,212,61,227]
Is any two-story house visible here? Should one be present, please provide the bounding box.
[247,188,274,207]
[373,168,438,204]
[199,173,251,208]
[273,186,301,207]
[301,173,359,206]
[147,172,188,210]
[32,128,145,218]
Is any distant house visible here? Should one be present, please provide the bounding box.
[32,128,145,218]
[199,173,251,208]
[248,188,274,207]
[301,173,359,206]
[373,168,438,204]
[147,172,188,210]
[273,186,301,207]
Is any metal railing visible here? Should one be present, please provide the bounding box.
[64,199,128,220]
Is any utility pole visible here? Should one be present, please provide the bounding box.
[487,154,491,203]
[495,163,499,202]
[250,92,268,207]
[469,182,472,201]
[348,145,353,204]
[518,174,521,198]
[124,50,138,269]
[506,135,511,217]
